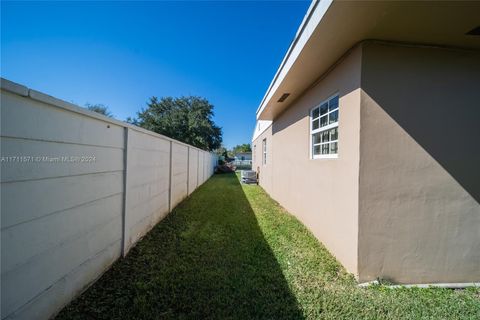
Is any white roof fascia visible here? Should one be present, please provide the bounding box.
[252,120,273,142]
[255,0,333,119]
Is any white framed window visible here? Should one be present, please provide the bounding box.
[262,138,267,165]
[310,94,339,159]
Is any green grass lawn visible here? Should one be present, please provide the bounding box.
[56,173,479,320]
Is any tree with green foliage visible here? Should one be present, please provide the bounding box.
[214,146,228,156]
[232,143,252,154]
[125,116,138,125]
[85,103,113,118]
[132,96,222,151]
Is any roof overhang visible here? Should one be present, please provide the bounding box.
[257,0,480,120]
[252,120,272,142]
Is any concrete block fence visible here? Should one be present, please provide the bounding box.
[0,78,217,320]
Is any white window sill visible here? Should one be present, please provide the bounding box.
[312,154,338,160]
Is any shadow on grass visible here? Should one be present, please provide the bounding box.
[56,173,304,320]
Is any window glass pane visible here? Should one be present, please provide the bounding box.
[321,131,330,142]
[330,142,338,154]
[263,139,267,164]
[320,103,328,115]
[312,96,340,158]
[320,115,328,127]
[329,96,339,111]
[329,110,338,124]
[330,127,338,141]
[322,144,330,154]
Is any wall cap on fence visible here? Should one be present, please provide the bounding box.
[1,77,214,154]
[1,78,29,97]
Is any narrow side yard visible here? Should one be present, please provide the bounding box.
[57,173,479,319]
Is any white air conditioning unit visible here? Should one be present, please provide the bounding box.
[241,170,257,184]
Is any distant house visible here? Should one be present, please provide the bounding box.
[234,152,252,161]
[252,0,479,284]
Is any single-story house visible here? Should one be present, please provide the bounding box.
[234,152,252,161]
[252,0,480,284]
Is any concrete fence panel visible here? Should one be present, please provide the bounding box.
[203,152,208,183]
[209,153,216,177]
[170,142,189,209]
[188,148,199,195]
[0,88,125,320]
[123,128,171,254]
[0,79,217,320]
[198,151,205,186]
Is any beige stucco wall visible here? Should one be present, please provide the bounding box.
[252,125,273,195]
[358,42,480,283]
[253,45,362,275]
